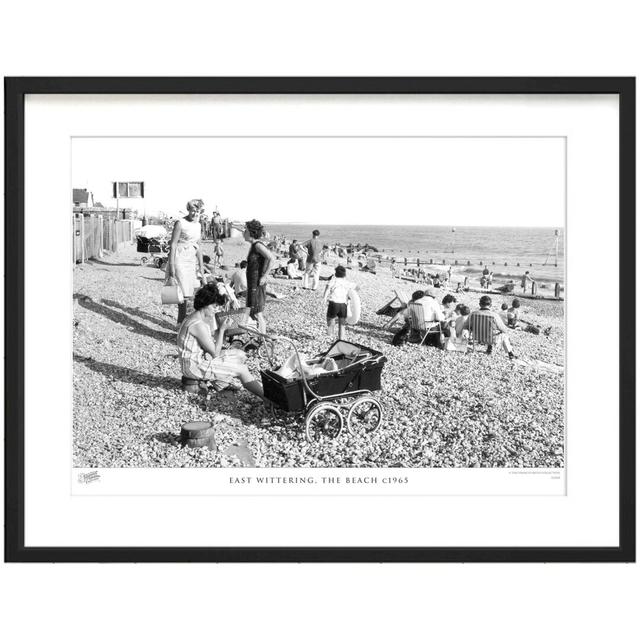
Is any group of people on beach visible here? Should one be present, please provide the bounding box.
[198,209,224,241]
[387,286,520,360]
[164,200,353,400]
[164,200,274,401]
[162,200,544,399]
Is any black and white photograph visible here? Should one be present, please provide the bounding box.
[7,78,632,563]
[72,136,566,471]
[2,3,638,638]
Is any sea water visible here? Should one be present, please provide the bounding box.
[265,224,565,285]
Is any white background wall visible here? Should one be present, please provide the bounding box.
[1,2,638,639]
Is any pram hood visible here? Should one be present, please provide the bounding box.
[324,340,380,361]
[137,225,168,239]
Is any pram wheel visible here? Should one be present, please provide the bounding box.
[156,257,165,269]
[305,402,343,443]
[140,256,148,264]
[346,396,383,436]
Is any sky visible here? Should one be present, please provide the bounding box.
[72,137,565,227]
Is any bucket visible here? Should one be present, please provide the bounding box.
[161,282,184,305]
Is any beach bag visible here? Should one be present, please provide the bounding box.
[161,278,184,305]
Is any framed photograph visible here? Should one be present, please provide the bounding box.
[5,77,635,562]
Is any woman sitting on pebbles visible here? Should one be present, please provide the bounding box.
[178,284,266,399]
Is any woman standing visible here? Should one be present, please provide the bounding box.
[244,219,274,334]
[166,199,208,326]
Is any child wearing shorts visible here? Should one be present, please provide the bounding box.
[323,265,356,340]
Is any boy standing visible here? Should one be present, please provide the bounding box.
[323,265,356,340]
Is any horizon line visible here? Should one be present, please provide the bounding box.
[261,222,563,228]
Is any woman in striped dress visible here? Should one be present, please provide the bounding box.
[177,284,265,398]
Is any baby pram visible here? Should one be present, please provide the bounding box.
[137,225,169,268]
[245,327,387,443]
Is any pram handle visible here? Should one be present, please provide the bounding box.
[237,324,325,401]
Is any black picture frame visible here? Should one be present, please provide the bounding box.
[4,77,635,563]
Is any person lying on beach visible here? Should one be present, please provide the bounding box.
[464,295,517,359]
[285,258,302,279]
[177,284,266,399]
[323,265,357,341]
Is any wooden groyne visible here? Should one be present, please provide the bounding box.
[371,254,559,269]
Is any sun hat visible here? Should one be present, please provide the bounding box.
[424,287,437,298]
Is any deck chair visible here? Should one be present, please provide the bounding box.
[376,289,410,317]
[468,311,497,352]
[407,301,442,347]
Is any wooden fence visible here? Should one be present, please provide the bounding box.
[73,214,135,263]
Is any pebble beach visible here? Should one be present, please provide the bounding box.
[73,238,565,469]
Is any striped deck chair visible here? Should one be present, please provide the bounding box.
[407,301,441,347]
[395,289,410,307]
[468,311,497,352]
[376,289,410,320]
